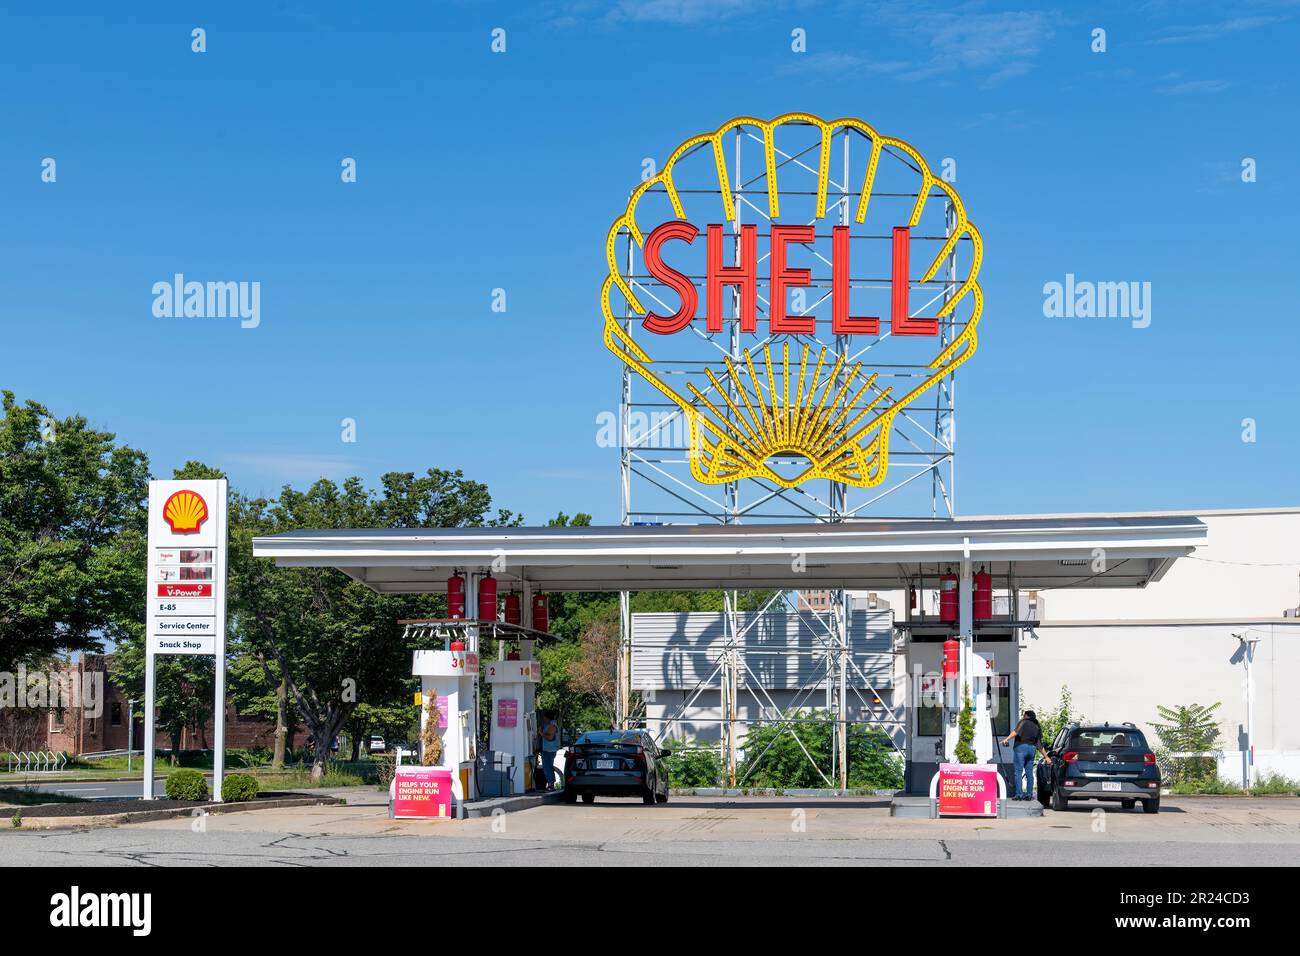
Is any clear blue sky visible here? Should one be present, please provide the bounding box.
[2,1,1297,524]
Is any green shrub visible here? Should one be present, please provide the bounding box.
[1249,772,1300,796]
[220,773,259,802]
[662,745,724,788]
[1022,684,1087,754]
[1171,776,1243,795]
[954,685,977,764]
[164,768,209,800]
[228,748,272,769]
[737,710,903,790]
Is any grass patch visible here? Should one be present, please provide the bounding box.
[0,786,90,806]
[73,748,273,773]
[253,769,366,790]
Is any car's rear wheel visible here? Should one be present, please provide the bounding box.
[656,785,669,804]
[560,789,577,804]
[581,793,595,804]
[1143,796,1160,814]
[642,787,656,805]
[1051,786,1068,811]
[1121,799,1136,810]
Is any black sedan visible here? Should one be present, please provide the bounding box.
[1037,722,1162,813]
[562,730,671,805]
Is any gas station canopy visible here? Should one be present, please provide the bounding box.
[251,512,1207,593]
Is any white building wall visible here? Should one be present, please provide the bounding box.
[1016,509,1300,783]
[1040,509,1300,620]
[1020,622,1300,781]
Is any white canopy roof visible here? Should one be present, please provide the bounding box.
[251,512,1207,594]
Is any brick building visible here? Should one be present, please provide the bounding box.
[8,655,295,756]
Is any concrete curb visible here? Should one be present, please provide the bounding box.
[384,791,561,820]
[461,791,561,818]
[10,795,342,830]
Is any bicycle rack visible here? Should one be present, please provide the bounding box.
[3,750,67,772]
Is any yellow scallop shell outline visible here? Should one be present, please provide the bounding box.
[601,112,984,490]
[163,489,209,534]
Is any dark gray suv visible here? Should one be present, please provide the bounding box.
[1037,722,1162,813]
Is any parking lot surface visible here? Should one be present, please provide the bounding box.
[3,792,1297,866]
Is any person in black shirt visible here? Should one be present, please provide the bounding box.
[1001,710,1050,800]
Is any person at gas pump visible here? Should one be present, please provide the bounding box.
[1002,710,1049,800]
[538,711,561,791]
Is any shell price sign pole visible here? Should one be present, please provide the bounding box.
[142,479,229,802]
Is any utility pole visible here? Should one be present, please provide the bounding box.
[127,698,135,773]
[1231,633,1260,789]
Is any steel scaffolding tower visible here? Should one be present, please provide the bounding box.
[610,119,970,788]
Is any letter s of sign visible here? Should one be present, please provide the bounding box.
[641,220,699,334]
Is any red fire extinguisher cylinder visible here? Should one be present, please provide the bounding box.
[939,569,958,622]
[531,592,549,633]
[974,566,993,621]
[478,573,498,622]
[447,572,465,620]
[942,638,960,680]
[504,592,521,626]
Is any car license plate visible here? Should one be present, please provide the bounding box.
[1102,781,1121,792]
[596,760,618,770]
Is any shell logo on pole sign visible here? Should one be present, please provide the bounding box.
[143,479,229,801]
[602,113,984,490]
[161,488,210,534]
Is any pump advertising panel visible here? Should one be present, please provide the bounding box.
[393,766,454,819]
[937,763,999,817]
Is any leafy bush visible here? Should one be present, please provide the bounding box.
[846,728,905,791]
[1151,702,1222,787]
[228,748,272,768]
[220,773,259,802]
[1249,772,1300,796]
[1022,684,1086,751]
[1171,776,1243,795]
[164,768,209,800]
[662,745,724,788]
[737,710,903,790]
[954,685,977,764]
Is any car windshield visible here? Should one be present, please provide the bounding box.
[577,731,644,747]
[1069,728,1148,750]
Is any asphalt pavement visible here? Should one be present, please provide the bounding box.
[3,792,1297,866]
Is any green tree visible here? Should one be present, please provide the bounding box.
[1151,702,1222,786]
[344,701,418,761]
[0,391,149,670]
[227,653,297,766]
[112,638,215,761]
[235,470,512,780]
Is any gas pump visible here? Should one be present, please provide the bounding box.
[900,632,1020,794]
[411,642,480,807]
[486,650,542,795]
